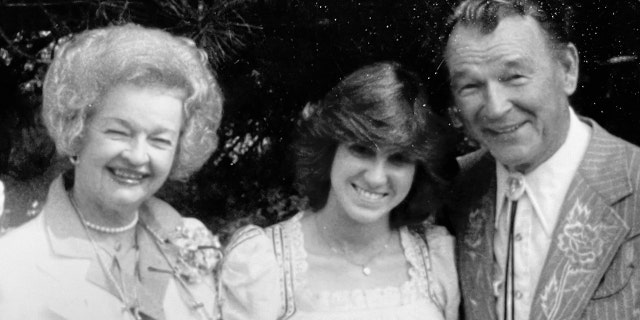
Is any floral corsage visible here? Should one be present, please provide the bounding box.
[166,220,224,284]
[142,218,222,320]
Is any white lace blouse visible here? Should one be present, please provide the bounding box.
[220,212,460,320]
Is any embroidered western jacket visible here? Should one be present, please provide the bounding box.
[448,119,640,320]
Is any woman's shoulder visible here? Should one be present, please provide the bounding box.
[423,224,454,247]
[416,224,460,320]
[408,224,455,268]
[0,212,50,310]
[225,224,272,255]
[220,224,283,320]
[225,211,304,255]
[0,213,47,257]
[143,196,205,234]
[220,214,305,286]
[406,224,454,247]
[145,196,182,218]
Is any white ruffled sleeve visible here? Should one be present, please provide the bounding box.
[219,225,282,320]
[426,226,461,320]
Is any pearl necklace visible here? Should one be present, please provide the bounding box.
[82,213,139,234]
[315,214,393,276]
[67,192,139,234]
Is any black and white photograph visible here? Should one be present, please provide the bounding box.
[0,1,638,319]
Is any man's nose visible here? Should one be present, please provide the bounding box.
[482,82,511,120]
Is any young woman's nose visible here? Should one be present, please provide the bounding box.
[363,158,388,186]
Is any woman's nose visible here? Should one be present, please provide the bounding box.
[122,139,149,165]
[363,159,388,186]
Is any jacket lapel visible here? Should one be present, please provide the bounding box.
[39,177,130,319]
[41,177,119,297]
[456,151,499,320]
[531,121,632,320]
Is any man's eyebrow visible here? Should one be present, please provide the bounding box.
[449,69,473,83]
[502,56,534,70]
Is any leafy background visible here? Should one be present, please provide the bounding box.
[0,0,638,239]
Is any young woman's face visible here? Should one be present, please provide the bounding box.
[73,83,184,213]
[325,143,416,225]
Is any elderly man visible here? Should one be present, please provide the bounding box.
[443,0,640,319]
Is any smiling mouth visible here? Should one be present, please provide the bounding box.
[352,184,387,201]
[109,168,149,185]
[488,122,525,135]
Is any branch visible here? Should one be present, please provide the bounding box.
[0,26,36,60]
[2,0,95,7]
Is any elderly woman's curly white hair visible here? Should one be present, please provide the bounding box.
[42,23,223,180]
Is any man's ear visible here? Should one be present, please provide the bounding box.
[448,106,464,128]
[557,43,579,96]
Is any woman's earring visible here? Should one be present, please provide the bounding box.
[69,155,79,166]
[448,107,464,129]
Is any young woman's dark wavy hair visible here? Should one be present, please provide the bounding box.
[293,61,458,228]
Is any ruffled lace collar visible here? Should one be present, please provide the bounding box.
[282,212,438,313]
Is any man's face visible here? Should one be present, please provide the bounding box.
[445,15,578,173]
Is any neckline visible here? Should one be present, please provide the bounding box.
[313,213,394,276]
[286,212,430,307]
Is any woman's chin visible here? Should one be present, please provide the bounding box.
[103,189,150,210]
[104,176,162,204]
[343,206,390,225]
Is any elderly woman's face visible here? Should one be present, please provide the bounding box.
[73,83,184,211]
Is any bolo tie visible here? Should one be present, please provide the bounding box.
[504,172,525,320]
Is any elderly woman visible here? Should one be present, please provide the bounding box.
[220,62,460,320]
[0,24,222,320]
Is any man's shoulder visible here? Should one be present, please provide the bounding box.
[457,148,492,172]
[442,149,495,230]
[594,124,640,197]
[609,131,640,165]
[454,148,495,193]
[584,119,640,178]
[609,132,640,168]
[583,118,640,241]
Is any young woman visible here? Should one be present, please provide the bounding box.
[220,62,460,320]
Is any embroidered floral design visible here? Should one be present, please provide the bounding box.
[540,268,561,319]
[463,208,485,248]
[463,193,492,249]
[167,222,223,284]
[539,263,588,319]
[557,200,618,268]
[539,199,623,319]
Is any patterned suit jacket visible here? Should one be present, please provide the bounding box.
[449,119,640,320]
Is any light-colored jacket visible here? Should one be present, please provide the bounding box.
[449,119,640,320]
[0,176,216,320]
